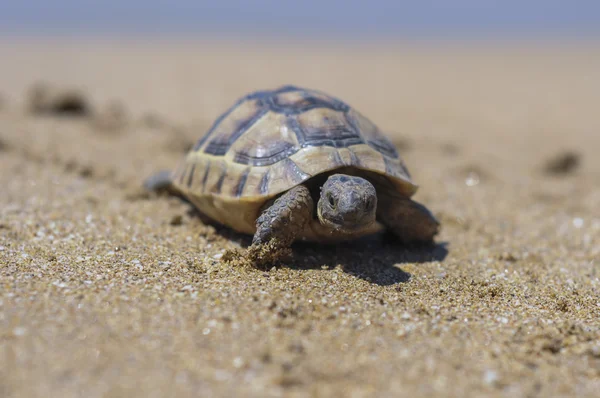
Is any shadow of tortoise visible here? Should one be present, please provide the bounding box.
[187,207,448,287]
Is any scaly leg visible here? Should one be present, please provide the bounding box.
[377,197,440,244]
[248,184,314,266]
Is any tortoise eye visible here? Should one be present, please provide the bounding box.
[327,193,335,207]
[365,197,374,210]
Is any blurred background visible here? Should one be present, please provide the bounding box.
[1,1,599,41]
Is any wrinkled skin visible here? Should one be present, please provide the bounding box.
[317,174,377,234]
[252,184,314,247]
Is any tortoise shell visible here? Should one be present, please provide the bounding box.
[170,85,418,235]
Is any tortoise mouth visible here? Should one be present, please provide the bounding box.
[317,208,376,234]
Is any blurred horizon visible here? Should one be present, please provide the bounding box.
[1,1,599,42]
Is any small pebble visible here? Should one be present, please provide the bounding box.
[484,370,498,385]
[572,218,584,228]
[543,151,581,175]
[465,172,480,187]
[27,82,91,117]
[170,215,183,226]
[13,327,27,336]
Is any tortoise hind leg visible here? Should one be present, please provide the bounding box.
[143,170,184,198]
[144,170,173,192]
[248,184,313,267]
[377,197,440,245]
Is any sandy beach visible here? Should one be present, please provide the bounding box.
[0,39,599,397]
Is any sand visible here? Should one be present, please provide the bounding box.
[0,39,599,398]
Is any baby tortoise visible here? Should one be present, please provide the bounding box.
[145,85,440,264]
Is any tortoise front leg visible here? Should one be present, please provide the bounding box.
[377,196,440,245]
[248,184,313,266]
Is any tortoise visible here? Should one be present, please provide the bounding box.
[145,85,440,262]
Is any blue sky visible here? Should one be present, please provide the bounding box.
[1,1,599,40]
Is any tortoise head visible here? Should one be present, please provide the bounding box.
[317,174,377,234]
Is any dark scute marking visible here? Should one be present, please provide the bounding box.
[300,89,350,112]
[204,107,269,156]
[193,94,256,151]
[234,168,250,197]
[338,175,349,182]
[214,163,227,194]
[287,115,306,146]
[191,85,277,153]
[367,138,399,159]
[303,134,364,149]
[283,158,310,184]
[344,111,399,159]
[245,89,275,100]
[268,89,350,115]
[258,170,271,195]
[349,149,362,166]
[203,142,229,156]
[399,161,412,178]
[297,111,365,148]
[201,161,211,193]
[193,131,211,151]
[384,157,400,177]
[331,149,344,166]
[239,85,300,104]
[178,165,187,185]
[233,142,299,167]
[344,111,362,135]
[186,164,196,188]
[193,86,344,152]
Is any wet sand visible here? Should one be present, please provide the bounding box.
[0,39,599,397]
